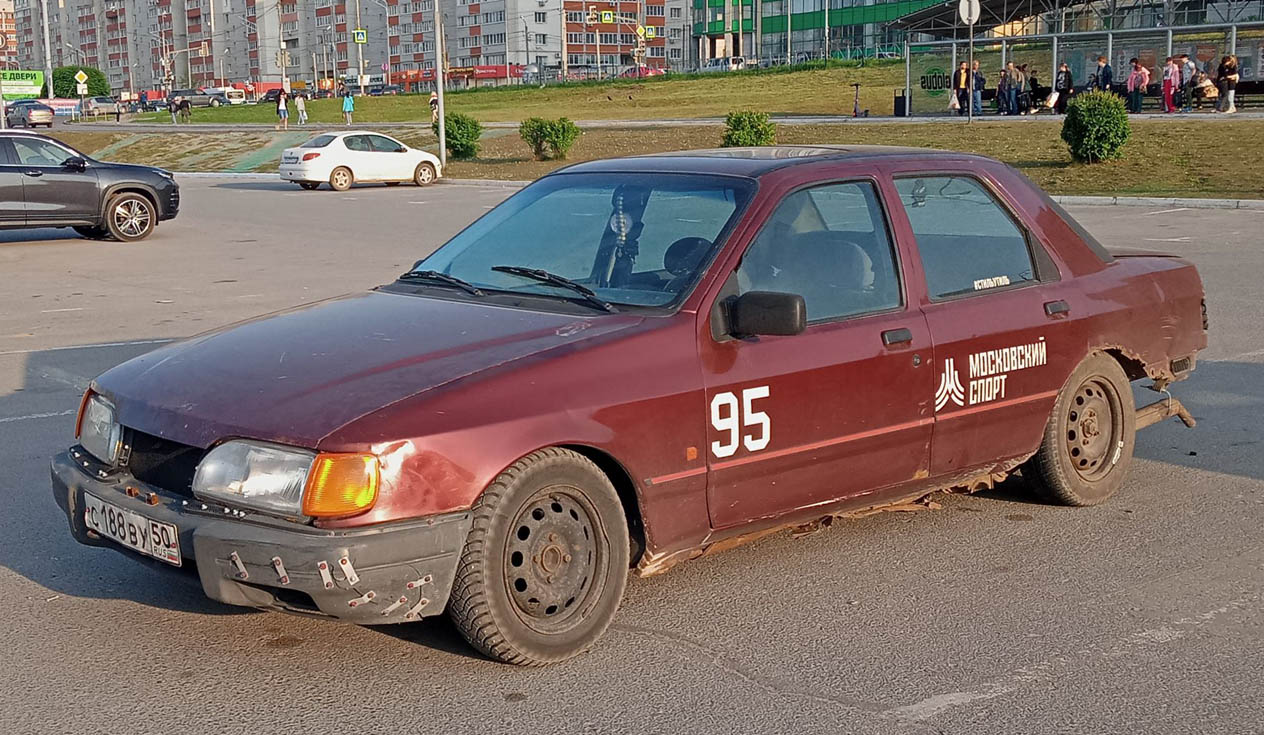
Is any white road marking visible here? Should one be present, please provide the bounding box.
[1143,207,1193,215]
[1143,236,1192,242]
[408,201,428,204]
[0,408,75,424]
[38,307,84,314]
[0,338,174,357]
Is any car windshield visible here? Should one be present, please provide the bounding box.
[300,135,338,148]
[414,172,755,309]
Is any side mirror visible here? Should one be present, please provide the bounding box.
[63,156,88,171]
[730,291,806,337]
[395,146,408,152]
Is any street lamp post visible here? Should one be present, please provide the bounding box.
[38,0,55,97]
[434,0,446,168]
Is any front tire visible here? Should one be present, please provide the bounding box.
[329,166,353,191]
[414,162,436,186]
[1024,352,1136,506]
[447,448,630,666]
[103,193,156,242]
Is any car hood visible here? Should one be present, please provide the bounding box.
[94,161,168,178]
[97,291,643,450]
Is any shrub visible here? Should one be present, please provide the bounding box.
[721,110,776,147]
[52,66,110,98]
[1060,91,1131,163]
[433,111,483,160]
[519,117,582,160]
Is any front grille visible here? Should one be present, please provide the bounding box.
[123,428,204,498]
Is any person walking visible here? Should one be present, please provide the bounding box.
[1180,54,1197,112]
[167,96,179,125]
[1216,55,1239,113]
[342,88,355,126]
[295,92,308,125]
[1162,56,1179,112]
[1126,58,1150,113]
[1094,55,1114,94]
[971,60,985,115]
[275,89,289,131]
[953,61,970,116]
[1004,62,1020,115]
[996,68,1011,116]
[1014,64,1031,114]
[429,91,439,124]
[1054,61,1073,114]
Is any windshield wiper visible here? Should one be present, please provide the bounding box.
[491,265,616,313]
[397,269,484,296]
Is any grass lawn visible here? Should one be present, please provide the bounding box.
[124,60,908,125]
[53,118,1264,199]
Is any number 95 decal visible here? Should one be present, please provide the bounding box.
[710,386,770,458]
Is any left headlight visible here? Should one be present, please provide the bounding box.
[193,440,380,519]
[76,391,122,465]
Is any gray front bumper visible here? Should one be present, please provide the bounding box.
[51,450,471,624]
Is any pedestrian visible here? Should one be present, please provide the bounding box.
[1027,67,1042,112]
[295,92,308,125]
[1126,58,1150,113]
[1162,56,1179,112]
[971,59,985,115]
[167,96,179,124]
[1004,62,1020,115]
[275,89,289,131]
[1015,64,1031,114]
[996,68,1011,115]
[1094,55,1114,93]
[1054,61,1073,114]
[1216,54,1239,113]
[953,61,970,116]
[429,91,439,124]
[1180,54,1196,112]
[342,88,355,125]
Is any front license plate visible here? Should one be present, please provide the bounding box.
[83,493,181,566]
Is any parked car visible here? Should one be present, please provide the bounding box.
[619,65,666,79]
[371,84,403,95]
[0,130,178,241]
[699,56,746,73]
[278,131,442,190]
[5,99,55,128]
[51,145,1206,666]
[169,88,228,107]
[83,96,122,116]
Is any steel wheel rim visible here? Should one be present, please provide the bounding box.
[503,486,604,634]
[333,169,350,188]
[1064,376,1124,481]
[113,199,151,238]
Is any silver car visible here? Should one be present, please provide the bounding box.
[5,100,55,128]
[85,96,122,116]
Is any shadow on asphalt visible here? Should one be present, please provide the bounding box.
[0,227,87,245]
[213,181,398,192]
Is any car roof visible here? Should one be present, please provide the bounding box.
[552,145,994,178]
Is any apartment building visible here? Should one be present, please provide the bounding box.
[0,0,15,67]
[561,0,668,77]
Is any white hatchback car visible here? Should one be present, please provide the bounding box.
[279,131,442,191]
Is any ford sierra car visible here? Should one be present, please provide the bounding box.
[52,146,1206,665]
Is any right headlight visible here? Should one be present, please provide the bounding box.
[192,440,379,519]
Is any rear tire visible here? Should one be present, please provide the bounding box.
[329,166,353,191]
[103,193,156,242]
[1024,352,1136,506]
[414,162,436,186]
[447,448,629,666]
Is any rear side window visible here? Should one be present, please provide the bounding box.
[895,176,1037,299]
[301,134,337,148]
[344,135,373,152]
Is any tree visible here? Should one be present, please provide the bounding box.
[51,66,110,99]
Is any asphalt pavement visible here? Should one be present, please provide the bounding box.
[1,179,1261,734]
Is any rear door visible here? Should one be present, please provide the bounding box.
[0,139,27,224]
[887,171,1074,476]
[341,134,379,179]
[700,177,934,528]
[10,136,99,225]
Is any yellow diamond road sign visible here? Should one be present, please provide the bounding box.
[636,24,645,37]
[74,69,89,84]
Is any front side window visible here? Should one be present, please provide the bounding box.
[367,134,402,152]
[737,181,901,323]
[415,173,755,309]
[11,137,73,166]
[894,175,1037,299]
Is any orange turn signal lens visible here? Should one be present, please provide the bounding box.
[301,453,380,518]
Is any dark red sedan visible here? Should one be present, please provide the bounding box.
[52,146,1207,665]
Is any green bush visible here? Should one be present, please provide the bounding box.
[519,117,582,160]
[433,111,483,160]
[721,110,775,147]
[1060,91,1131,163]
[52,66,110,98]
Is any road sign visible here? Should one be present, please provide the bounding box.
[353,28,367,44]
[635,24,645,37]
[645,26,656,39]
[76,81,88,95]
[958,0,980,25]
[0,34,7,50]
[73,69,88,84]
[600,10,613,23]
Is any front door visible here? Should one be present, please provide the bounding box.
[888,173,1074,475]
[366,133,410,181]
[700,179,934,529]
[9,136,99,225]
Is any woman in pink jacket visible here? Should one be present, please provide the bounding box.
[1162,56,1179,113]
[1126,58,1151,113]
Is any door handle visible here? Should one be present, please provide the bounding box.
[1044,300,1070,317]
[881,327,913,346]
[22,170,43,177]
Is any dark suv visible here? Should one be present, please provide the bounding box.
[0,130,179,241]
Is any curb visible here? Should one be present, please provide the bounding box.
[1053,195,1264,210]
